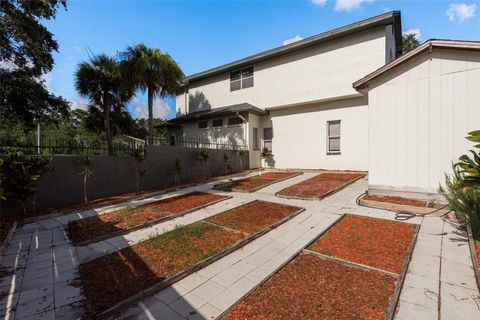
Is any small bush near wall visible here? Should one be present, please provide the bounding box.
[441,130,480,239]
[0,146,249,216]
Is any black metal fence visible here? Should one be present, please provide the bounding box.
[0,136,247,156]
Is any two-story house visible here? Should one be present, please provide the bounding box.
[170,11,402,170]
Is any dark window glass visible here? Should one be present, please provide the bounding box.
[198,120,208,129]
[230,80,241,91]
[230,70,241,81]
[253,128,259,150]
[242,67,254,78]
[212,118,223,127]
[228,116,243,126]
[230,67,254,91]
[242,76,253,89]
[263,127,273,140]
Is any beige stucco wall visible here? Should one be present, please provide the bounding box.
[267,97,369,170]
[367,49,480,194]
[176,27,387,114]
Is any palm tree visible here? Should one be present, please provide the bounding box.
[75,54,132,155]
[122,44,184,145]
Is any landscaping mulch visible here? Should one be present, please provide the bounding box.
[207,200,303,234]
[308,215,415,274]
[81,222,243,314]
[68,192,227,245]
[80,200,304,315]
[276,172,365,199]
[214,171,301,192]
[363,195,427,207]
[223,252,396,320]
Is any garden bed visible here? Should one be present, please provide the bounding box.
[221,215,418,320]
[214,171,302,193]
[359,194,449,216]
[68,192,229,246]
[223,252,397,320]
[466,224,480,292]
[276,172,365,200]
[80,200,304,317]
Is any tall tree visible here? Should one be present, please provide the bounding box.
[122,44,184,144]
[75,55,133,155]
[0,0,69,127]
[402,33,421,54]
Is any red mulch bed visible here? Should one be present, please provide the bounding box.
[277,172,365,199]
[206,200,302,234]
[309,215,415,274]
[81,222,243,314]
[224,252,396,320]
[68,192,227,245]
[363,195,427,207]
[215,172,301,192]
[80,200,303,315]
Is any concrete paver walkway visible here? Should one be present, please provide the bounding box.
[0,171,479,320]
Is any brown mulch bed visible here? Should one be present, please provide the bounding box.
[80,200,304,315]
[215,171,301,192]
[68,192,227,245]
[308,215,415,274]
[206,200,303,234]
[223,252,396,320]
[363,195,427,207]
[81,222,243,314]
[277,172,365,199]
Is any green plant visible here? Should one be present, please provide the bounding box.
[126,148,147,192]
[450,130,480,190]
[1,149,51,214]
[78,155,94,204]
[235,149,245,171]
[440,168,480,239]
[223,153,229,174]
[0,158,5,202]
[174,158,181,186]
[198,150,209,179]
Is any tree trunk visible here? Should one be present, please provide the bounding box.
[103,92,113,155]
[148,89,154,145]
[84,174,88,203]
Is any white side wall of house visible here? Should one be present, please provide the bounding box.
[268,97,369,170]
[176,27,386,114]
[367,49,480,194]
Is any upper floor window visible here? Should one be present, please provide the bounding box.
[327,120,341,154]
[212,118,223,128]
[198,120,208,129]
[227,116,244,126]
[230,67,254,91]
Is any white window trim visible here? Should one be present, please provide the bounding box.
[326,120,341,155]
[230,67,254,92]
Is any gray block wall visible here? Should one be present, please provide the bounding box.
[1,146,249,216]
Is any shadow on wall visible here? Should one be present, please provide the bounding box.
[189,92,212,113]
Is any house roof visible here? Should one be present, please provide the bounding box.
[183,11,402,83]
[168,103,266,123]
[353,39,480,92]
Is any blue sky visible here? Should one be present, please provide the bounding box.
[43,0,480,120]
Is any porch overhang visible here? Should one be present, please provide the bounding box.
[168,103,266,124]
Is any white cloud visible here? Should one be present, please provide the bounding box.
[403,28,421,40]
[310,0,328,6]
[446,3,477,23]
[283,35,304,46]
[334,0,374,12]
[134,99,171,120]
[70,100,89,111]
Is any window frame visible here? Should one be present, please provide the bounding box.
[326,120,341,155]
[197,120,208,130]
[230,66,254,92]
[212,118,224,128]
[253,127,260,150]
[263,127,273,152]
[227,116,244,127]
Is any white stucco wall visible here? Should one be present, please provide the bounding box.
[367,49,480,194]
[176,27,387,114]
[268,97,369,170]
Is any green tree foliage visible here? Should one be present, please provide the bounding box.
[0,0,69,127]
[402,33,421,54]
[126,148,146,192]
[0,149,51,215]
[198,150,209,179]
[122,44,184,144]
[75,54,134,155]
